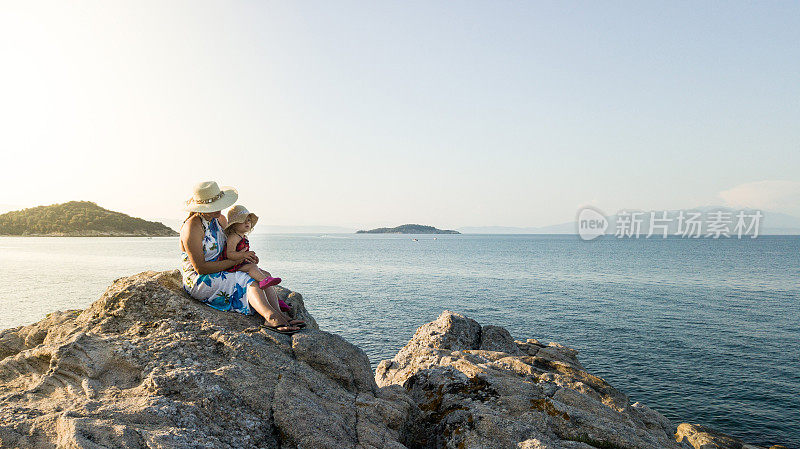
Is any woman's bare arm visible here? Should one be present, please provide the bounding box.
[181,216,239,275]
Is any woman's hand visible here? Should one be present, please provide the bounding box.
[243,251,258,264]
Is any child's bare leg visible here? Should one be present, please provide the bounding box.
[237,264,266,283]
[239,266,293,322]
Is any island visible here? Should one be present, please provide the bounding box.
[356,224,460,234]
[0,201,178,236]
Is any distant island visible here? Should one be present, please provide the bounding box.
[0,201,178,237]
[356,224,460,234]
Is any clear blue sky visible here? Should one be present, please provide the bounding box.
[1,1,798,227]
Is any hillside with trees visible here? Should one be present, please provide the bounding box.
[0,201,178,236]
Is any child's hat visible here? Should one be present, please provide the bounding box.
[225,205,259,231]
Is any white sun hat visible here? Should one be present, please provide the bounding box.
[225,205,259,231]
[184,181,238,212]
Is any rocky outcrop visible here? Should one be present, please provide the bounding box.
[375,310,689,449]
[0,270,414,448]
[0,274,788,449]
[674,423,788,449]
[375,311,789,449]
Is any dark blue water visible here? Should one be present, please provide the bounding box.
[1,234,797,447]
[257,234,799,448]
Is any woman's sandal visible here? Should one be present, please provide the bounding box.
[289,319,306,328]
[263,323,301,335]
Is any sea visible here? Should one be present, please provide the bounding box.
[1,234,798,447]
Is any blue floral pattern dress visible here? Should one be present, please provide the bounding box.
[181,216,255,314]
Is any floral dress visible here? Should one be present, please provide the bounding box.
[181,216,255,314]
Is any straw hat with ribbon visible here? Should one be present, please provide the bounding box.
[225,205,259,232]
[184,181,238,213]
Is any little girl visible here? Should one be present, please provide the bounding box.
[221,205,291,312]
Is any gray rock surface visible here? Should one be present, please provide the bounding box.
[674,423,787,449]
[376,310,684,449]
[0,275,786,449]
[0,270,414,449]
[675,423,746,449]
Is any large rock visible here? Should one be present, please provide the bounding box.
[675,423,745,449]
[0,276,787,449]
[0,270,414,449]
[674,423,786,449]
[376,310,684,449]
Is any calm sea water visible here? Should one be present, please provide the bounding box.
[1,234,798,447]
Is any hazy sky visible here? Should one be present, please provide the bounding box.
[1,1,798,227]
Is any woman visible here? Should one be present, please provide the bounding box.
[180,181,303,334]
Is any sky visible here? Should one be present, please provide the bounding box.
[1,1,798,228]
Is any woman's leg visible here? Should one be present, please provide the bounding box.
[263,285,304,325]
[246,284,298,330]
